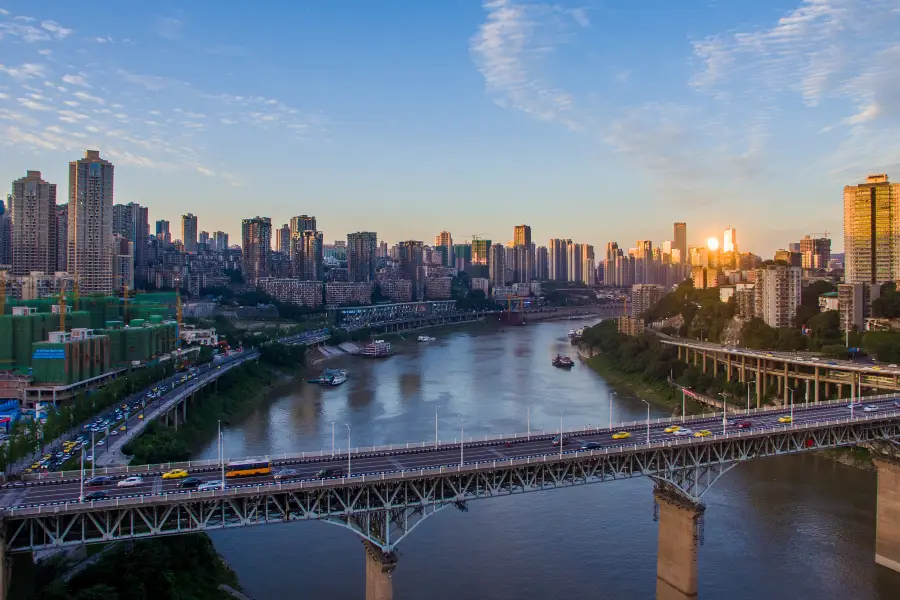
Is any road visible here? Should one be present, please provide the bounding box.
[5,395,898,510]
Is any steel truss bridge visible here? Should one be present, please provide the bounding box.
[3,404,900,555]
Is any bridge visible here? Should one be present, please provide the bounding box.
[1,396,900,599]
[661,337,900,406]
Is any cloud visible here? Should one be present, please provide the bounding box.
[73,90,105,104]
[470,0,585,131]
[220,118,238,125]
[195,166,215,176]
[37,49,51,55]
[0,13,73,42]
[40,20,72,39]
[156,16,183,40]
[2,125,57,150]
[117,69,181,92]
[0,62,46,79]
[94,36,113,44]
[18,97,52,111]
[62,74,91,88]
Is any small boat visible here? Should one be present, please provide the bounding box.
[418,335,435,342]
[327,371,348,386]
[568,329,578,338]
[362,340,394,358]
[552,355,574,369]
[308,368,348,385]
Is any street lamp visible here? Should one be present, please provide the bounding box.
[680,388,686,423]
[90,429,95,478]
[218,420,225,490]
[789,388,795,424]
[331,421,335,457]
[639,399,651,444]
[79,447,85,502]
[526,404,532,440]
[608,390,617,431]
[718,392,729,434]
[346,424,351,476]
[746,380,753,415]
[559,412,563,458]
[460,421,464,467]
[435,406,439,449]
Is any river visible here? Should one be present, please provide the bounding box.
[194,319,900,599]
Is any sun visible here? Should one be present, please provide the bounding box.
[707,237,719,251]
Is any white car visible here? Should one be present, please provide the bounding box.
[673,428,694,436]
[198,481,224,492]
[117,476,143,488]
[863,405,879,412]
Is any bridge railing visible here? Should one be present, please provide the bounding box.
[21,392,900,483]
[6,408,900,517]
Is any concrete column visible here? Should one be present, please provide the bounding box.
[701,351,707,374]
[805,379,810,403]
[814,368,820,403]
[363,541,397,600]
[655,489,704,600]
[726,354,731,381]
[182,400,187,421]
[873,457,900,573]
[713,354,718,377]
[0,522,9,600]
[740,355,746,383]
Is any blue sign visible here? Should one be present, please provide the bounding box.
[32,349,66,360]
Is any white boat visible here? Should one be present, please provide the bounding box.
[328,372,348,386]
[568,329,578,338]
[362,340,393,358]
[418,335,435,342]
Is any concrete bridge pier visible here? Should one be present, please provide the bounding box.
[655,489,705,599]
[0,523,9,600]
[873,457,900,573]
[363,540,397,600]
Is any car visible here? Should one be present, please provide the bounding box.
[96,439,105,446]
[109,430,118,436]
[119,425,127,431]
[117,476,143,488]
[82,491,108,501]
[611,431,631,440]
[273,469,298,481]
[847,403,861,409]
[179,476,204,488]
[893,400,900,408]
[580,441,602,450]
[732,421,752,429]
[778,416,792,424]
[316,467,344,479]
[85,454,94,462]
[693,430,712,438]
[664,425,682,433]
[551,435,567,446]
[197,481,223,492]
[162,469,189,480]
[85,476,112,487]
[863,405,879,412]
[138,414,144,420]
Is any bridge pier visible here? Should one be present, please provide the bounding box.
[363,540,397,600]
[873,457,900,573]
[655,488,704,600]
[0,523,9,600]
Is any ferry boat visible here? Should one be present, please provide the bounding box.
[552,355,575,369]
[568,329,578,338]
[417,335,436,342]
[307,368,348,386]
[362,340,394,358]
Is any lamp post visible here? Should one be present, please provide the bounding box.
[559,412,563,458]
[526,404,531,440]
[608,390,617,431]
[346,424,351,476]
[719,392,728,434]
[79,447,85,502]
[435,406,439,449]
[746,380,753,415]
[639,399,650,444]
[460,422,464,467]
[789,389,795,424]
[218,421,225,490]
[681,388,686,423]
[90,429,95,478]
[331,421,335,457]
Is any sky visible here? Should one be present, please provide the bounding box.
[2,0,899,256]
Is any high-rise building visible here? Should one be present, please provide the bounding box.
[111,233,134,293]
[56,204,68,271]
[799,235,831,270]
[581,244,595,286]
[674,222,687,264]
[434,231,453,267]
[753,264,802,328]
[549,238,570,281]
[213,231,229,252]
[513,225,532,247]
[241,216,272,285]
[199,231,210,247]
[182,213,198,252]
[844,174,900,284]
[347,231,378,282]
[398,240,424,300]
[471,238,491,265]
[10,170,57,276]
[567,242,583,283]
[276,224,291,255]
[631,284,665,317]
[155,220,171,244]
[535,246,549,280]
[723,227,737,253]
[298,230,324,281]
[0,195,10,266]
[489,243,506,288]
[289,215,316,238]
[68,150,115,294]
[112,202,149,270]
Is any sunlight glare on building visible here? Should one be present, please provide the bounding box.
[707,237,719,252]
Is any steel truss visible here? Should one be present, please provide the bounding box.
[5,418,900,553]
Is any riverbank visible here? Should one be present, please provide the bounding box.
[9,533,240,600]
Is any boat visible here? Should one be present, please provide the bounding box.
[362,340,394,358]
[417,335,435,342]
[307,368,348,386]
[568,329,578,338]
[552,355,574,369]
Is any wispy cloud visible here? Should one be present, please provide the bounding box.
[61,73,91,88]
[0,12,73,42]
[0,62,46,79]
[73,90,104,104]
[156,16,183,40]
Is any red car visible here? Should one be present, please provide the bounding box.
[733,421,752,429]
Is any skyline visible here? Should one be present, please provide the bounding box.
[2,1,898,253]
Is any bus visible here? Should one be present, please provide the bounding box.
[225,459,272,478]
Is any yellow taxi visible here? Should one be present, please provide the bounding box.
[612,431,631,440]
[693,430,712,438]
[120,425,127,431]
[664,425,681,433]
[162,468,189,480]
[23,468,32,474]
[778,416,792,424]
[138,414,144,420]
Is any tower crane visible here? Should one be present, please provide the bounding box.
[58,292,66,331]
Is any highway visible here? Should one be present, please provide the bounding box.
[4,394,899,511]
[661,337,900,375]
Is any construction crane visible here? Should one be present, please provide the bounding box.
[58,292,67,331]
[73,276,80,311]
[808,231,830,239]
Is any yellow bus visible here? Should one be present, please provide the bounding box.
[225,459,272,478]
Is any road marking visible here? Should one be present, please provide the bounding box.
[488,448,506,459]
[153,479,162,494]
[389,458,404,470]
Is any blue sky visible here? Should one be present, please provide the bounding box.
[2,0,898,256]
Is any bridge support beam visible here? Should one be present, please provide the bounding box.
[655,489,704,600]
[0,523,9,600]
[873,457,900,573]
[363,540,397,600]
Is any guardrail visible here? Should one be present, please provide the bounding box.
[5,408,900,517]
[20,392,900,483]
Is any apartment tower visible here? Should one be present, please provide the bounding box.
[68,150,114,294]
[10,170,58,276]
[843,174,900,284]
[182,213,198,252]
[241,216,272,285]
